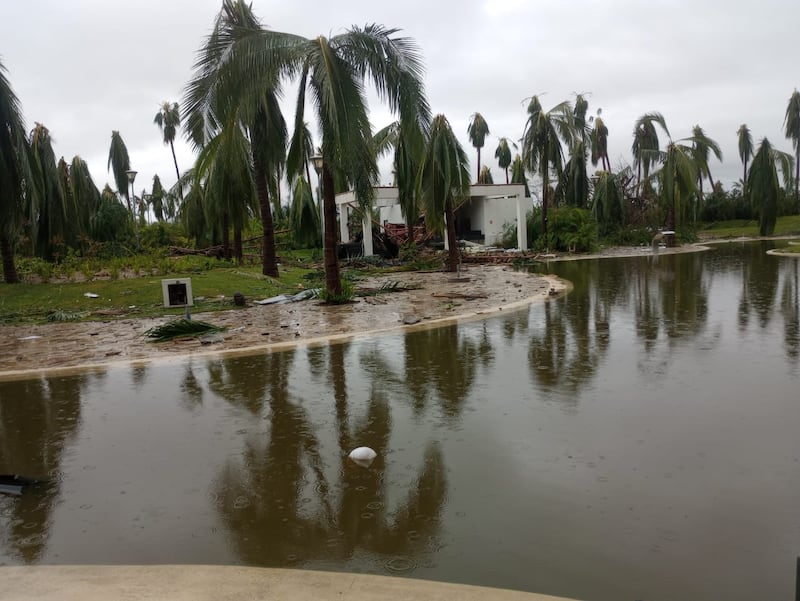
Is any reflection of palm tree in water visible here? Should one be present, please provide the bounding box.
[0,374,90,563]
[211,343,448,567]
[404,326,483,420]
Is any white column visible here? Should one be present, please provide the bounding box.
[362,211,373,256]
[516,195,528,251]
[339,204,349,244]
[443,212,449,250]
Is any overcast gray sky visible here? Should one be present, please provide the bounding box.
[1,0,797,201]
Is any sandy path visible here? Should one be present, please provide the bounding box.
[0,265,562,380]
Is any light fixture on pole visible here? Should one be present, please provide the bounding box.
[310,153,323,176]
[310,152,325,244]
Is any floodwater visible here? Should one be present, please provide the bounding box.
[1,241,799,601]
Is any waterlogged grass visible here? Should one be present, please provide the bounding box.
[698,215,800,239]
[0,261,320,325]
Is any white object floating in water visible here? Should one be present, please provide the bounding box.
[348,446,377,467]
[84,292,99,298]
[18,335,42,341]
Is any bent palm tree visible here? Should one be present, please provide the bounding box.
[184,0,287,277]
[494,137,513,184]
[0,59,30,283]
[285,25,430,297]
[418,114,470,272]
[749,137,794,237]
[749,138,781,236]
[658,141,697,232]
[590,111,610,171]
[107,130,131,213]
[467,112,489,182]
[153,101,183,200]
[29,123,72,259]
[374,119,428,242]
[688,125,722,209]
[631,112,669,199]
[738,123,754,185]
[784,89,800,200]
[521,95,572,244]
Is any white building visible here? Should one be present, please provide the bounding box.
[334,183,530,256]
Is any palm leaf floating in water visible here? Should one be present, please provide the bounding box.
[144,319,224,342]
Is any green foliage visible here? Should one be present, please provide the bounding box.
[145,318,224,342]
[523,207,597,252]
[547,207,598,252]
[321,277,354,304]
[604,226,654,246]
[90,194,133,246]
[700,186,755,221]
[138,222,182,250]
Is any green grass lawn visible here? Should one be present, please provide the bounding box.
[698,215,800,239]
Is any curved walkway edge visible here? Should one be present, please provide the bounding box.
[0,565,579,601]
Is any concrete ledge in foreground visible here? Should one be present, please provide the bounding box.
[0,565,579,601]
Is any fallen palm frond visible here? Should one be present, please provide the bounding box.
[144,319,225,342]
[47,310,89,322]
[356,280,418,297]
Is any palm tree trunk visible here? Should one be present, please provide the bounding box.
[444,199,458,272]
[743,161,748,186]
[322,162,342,298]
[795,149,799,201]
[169,141,183,201]
[541,170,549,247]
[476,148,481,183]
[504,167,509,185]
[1,236,20,284]
[222,210,231,261]
[253,154,279,277]
[697,176,704,222]
[233,225,243,264]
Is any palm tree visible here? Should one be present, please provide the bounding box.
[150,174,166,222]
[184,0,286,277]
[591,171,624,231]
[738,123,754,185]
[784,89,800,200]
[107,130,131,213]
[590,110,610,171]
[467,112,490,182]
[749,138,780,236]
[153,101,183,200]
[373,119,428,243]
[285,25,429,297]
[631,112,669,199]
[748,138,795,236]
[288,175,320,248]
[29,122,71,260]
[478,165,493,184]
[494,137,513,184]
[521,95,572,244]
[418,114,470,272]
[0,59,29,283]
[68,155,102,244]
[194,112,257,262]
[189,14,430,295]
[510,154,531,198]
[658,141,697,232]
[688,125,722,207]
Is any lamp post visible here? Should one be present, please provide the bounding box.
[310,152,324,245]
[125,169,140,250]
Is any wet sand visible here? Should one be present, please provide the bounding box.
[0,265,563,380]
